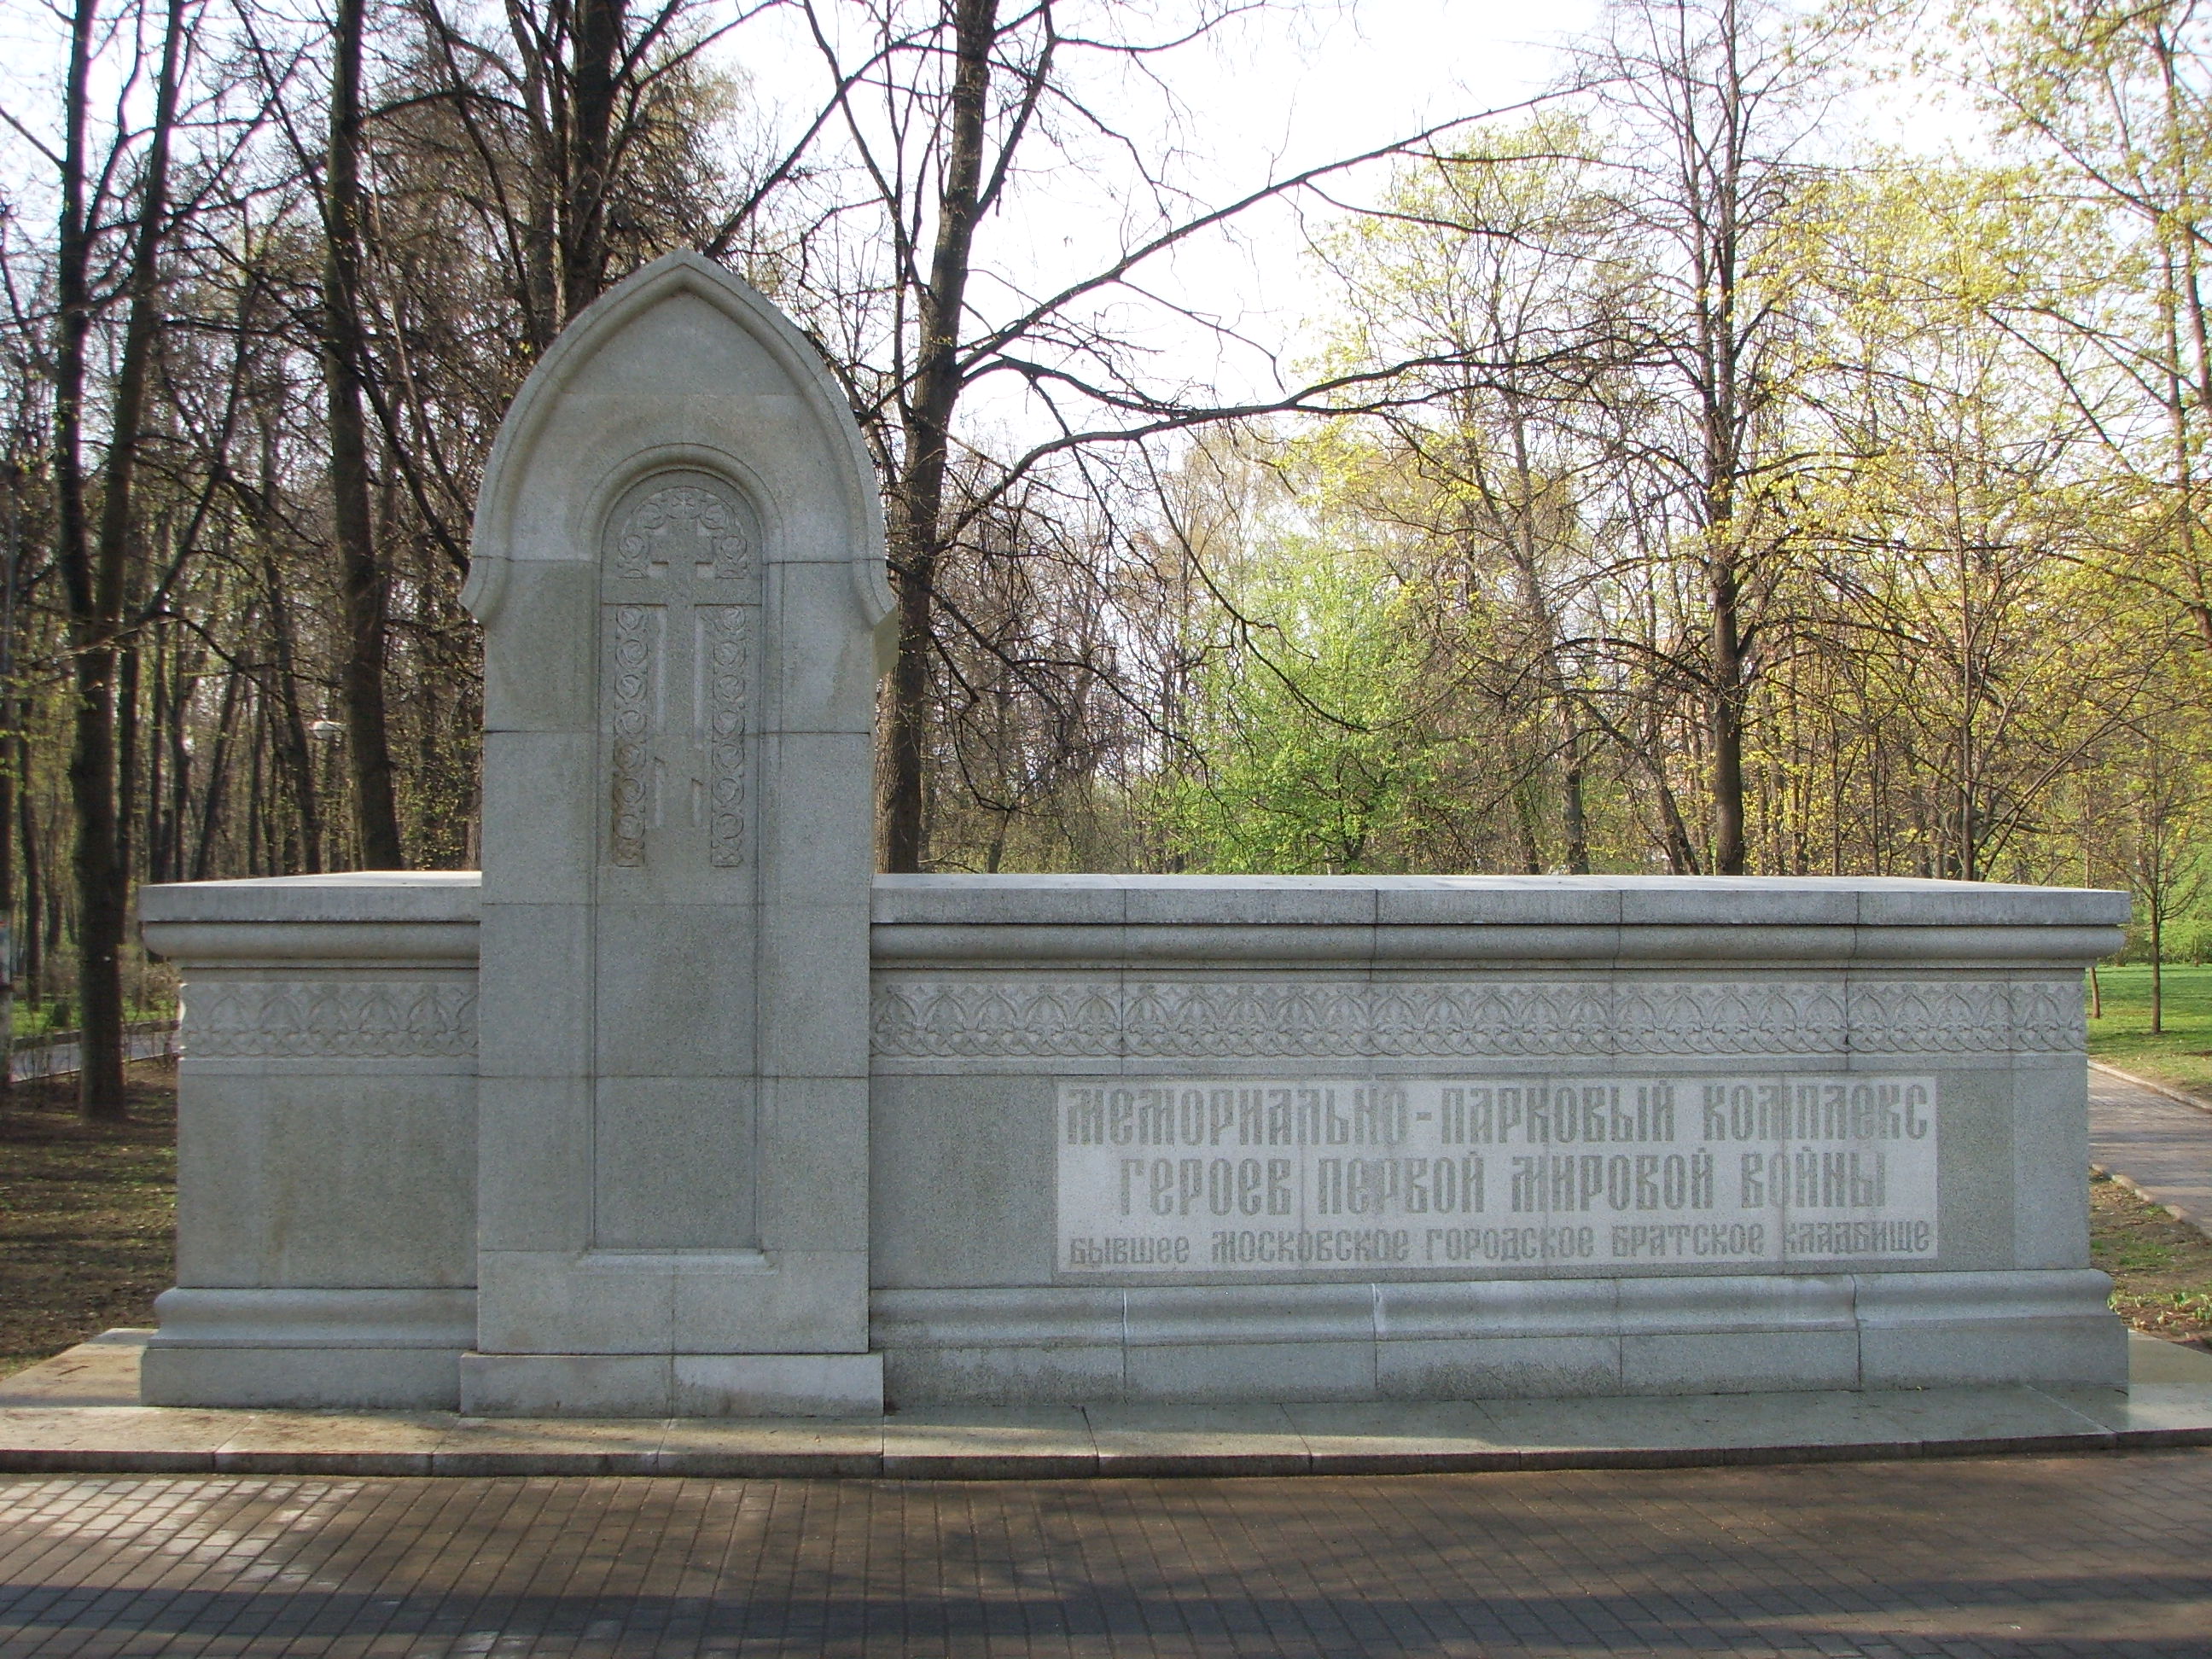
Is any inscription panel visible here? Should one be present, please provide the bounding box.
[1057,1074,1939,1274]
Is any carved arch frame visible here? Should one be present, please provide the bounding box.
[463,250,893,658]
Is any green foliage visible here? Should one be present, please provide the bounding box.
[1151,538,1451,873]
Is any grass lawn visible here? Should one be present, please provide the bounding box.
[0,1061,175,1379]
[2084,963,2212,1098]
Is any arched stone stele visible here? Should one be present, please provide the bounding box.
[460,252,893,1415]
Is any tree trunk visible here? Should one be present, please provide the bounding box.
[271,562,327,872]
[143,632,166,883]
[325,0,405,869]
[2151,908,2165,1036]
[56,0,184,1118]
[885,0,998,871]
[1512,779,1543,874]
[1561,752,1591,875]
[115,642,140,889]
[562,0,626,323]
[1,468,20,1096]
[193,666,245,882]
[17,750,41,1010]
[51,0,101,1101]
[1709,555,1747,873]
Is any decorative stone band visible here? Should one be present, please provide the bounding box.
[182,979,479,1060]
[870,1270,2116,1351]
[870,978,2087,1062]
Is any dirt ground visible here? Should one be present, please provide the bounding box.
[0,1061,176,1378]
[3,1066,2209,1380]
[2091,1170,2212,1348]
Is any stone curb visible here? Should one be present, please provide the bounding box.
[2092,1161,2212,1243]
[2091,1059,2212,1119]
[4,1418,2206,1481]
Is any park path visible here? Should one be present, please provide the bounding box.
[3,1454,2210,1656]
[5,1022,176,1086]
[2090,1063,2212,1234]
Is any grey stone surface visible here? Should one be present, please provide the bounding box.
[459,253,891,1412]
[172,1073,475,1289]
[138,1289,474,1409]
[870,871,2132,928]
[141,1348,463,1412]
[861,1270,2126,1402]
[1376,1278,1617,1340]
[458,1353,674,1417]
[2013,1063,2094,1266]
[871,1075,1057,1287]
[474,1077,593,1251]
[1857,1318,2129,1388]
[1619,1329,1862,1394]
[10,1327,2208,1473]
[1124,1339,1377,1403]
[671,1353,883,1417]
[0,1331,148,1407]
[475,1251,679,1353]
[591,1078,758,1249]
[1374,1336,1623,1400]
[137,882,480,1411]
[757,1078,872,1252]
[882,1343,1127,1408]
[139,870,480,929]
[146,1288,478,1348]
[475,732,597,902]
[667,1249,871,1354]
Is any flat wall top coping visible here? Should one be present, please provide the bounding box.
[869,874,2131,931]
[137,871,2128,933]
[139,872,483,928]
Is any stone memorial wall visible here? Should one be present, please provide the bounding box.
[134,256,2132,1415]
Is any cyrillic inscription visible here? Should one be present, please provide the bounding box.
[1056,1074,1938,1273]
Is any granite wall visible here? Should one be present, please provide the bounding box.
[136,870,2130,1412]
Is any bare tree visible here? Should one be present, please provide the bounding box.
[1582,0,1825,871]
[50,0,192,1115]
[323,0,405,865]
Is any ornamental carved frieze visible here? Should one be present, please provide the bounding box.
[607,603,658,869]
[183,981,479,1060]
[701,602,750,867]
[868,978,2084,1062]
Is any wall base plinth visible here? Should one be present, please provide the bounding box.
[875,1272,2130,1406]
[140,1288,476,1409]
[457,1353,885,1417]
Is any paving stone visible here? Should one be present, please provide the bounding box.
[2089,1066,2212,1235]
[1,1454,2209,1654]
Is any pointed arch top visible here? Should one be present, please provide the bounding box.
[461,249,892,645]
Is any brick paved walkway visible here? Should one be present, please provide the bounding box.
[2091,1066,2212,1234]
[4,1454,2211,1656]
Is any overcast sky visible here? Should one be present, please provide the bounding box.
[0,0,1984,420]
[722,0,1982,422]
